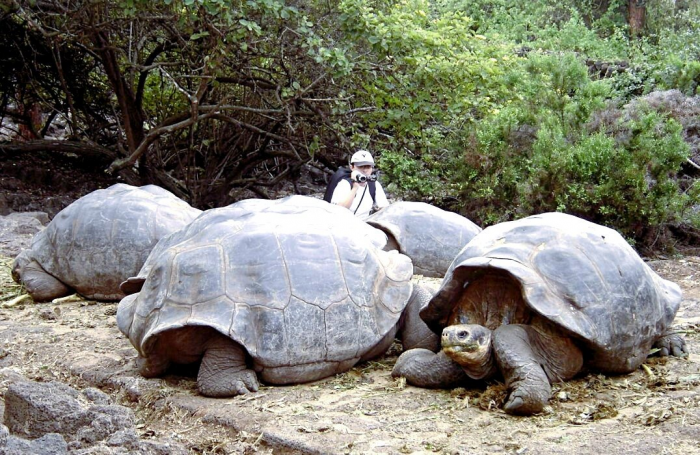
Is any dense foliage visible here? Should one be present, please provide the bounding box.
[1,0,699,250]
[335,0,700,250]
[457,54,695,246]
[1,0,355,206]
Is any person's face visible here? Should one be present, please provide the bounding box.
[353,164,373,176]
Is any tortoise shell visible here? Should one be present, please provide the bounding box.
[421,212,682,373]
[367,201,482,277]
[124,195,388,287]
[16,184,200,301]
[117,196,412,384]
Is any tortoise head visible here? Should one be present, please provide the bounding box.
[10,252,28,284]
[441,324,496,380]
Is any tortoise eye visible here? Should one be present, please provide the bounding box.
[457,330,469,339]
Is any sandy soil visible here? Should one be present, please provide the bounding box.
[0,253,698,455]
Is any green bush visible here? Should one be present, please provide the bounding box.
[436,0,629,58]
[658,58,700,96]
[455,53,693,248]
[336,0,517,204]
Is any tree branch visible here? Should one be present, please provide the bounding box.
[0,139,117,160]
[0,139,142,186]
[135,42,175,109]
[106,110,219,173]
[687,157,700,171]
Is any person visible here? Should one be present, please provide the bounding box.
[331,150,389,220]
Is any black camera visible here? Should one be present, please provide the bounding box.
[354,173,377,183]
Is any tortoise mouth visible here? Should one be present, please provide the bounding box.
[443,342,491,367]
[443,342,482,353]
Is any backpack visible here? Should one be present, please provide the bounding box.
[323,166,376,204]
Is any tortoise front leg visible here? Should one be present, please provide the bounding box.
[493,324,582,415]
[137,355,171,378]
[392,348,469,388]
[399,284,440,352]
[197,333,259,397]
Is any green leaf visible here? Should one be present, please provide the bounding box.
[190,31,210,41]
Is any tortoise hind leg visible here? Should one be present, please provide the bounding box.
[197,333,259,397]
[493,324,582,415]
[652,333,688,358]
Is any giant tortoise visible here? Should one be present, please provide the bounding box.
[392,212,687,415]
[366,201,482,277]
[12,184,201,302]
[117,196,436,397]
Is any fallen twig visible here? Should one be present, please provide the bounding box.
[387,415,436,426]
[236,393,268,403]
[51,294,84,304]
[1,294,31,307]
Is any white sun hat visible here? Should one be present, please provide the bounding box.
[350,150,375,166]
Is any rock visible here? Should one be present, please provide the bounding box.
[30,433,69,454]
[0,212,48,257]
[0,380,188,454]
[105,429,140,450]
[81,388,113,406]
[138,439,190,455]
[7,211,50,226]
[74,406,135,446]
[0,428,66,455]
[38,307,60,321]
[2,433,33,454]
[0,424,8,445]
[0,368,26,385]
[3,381,85,438]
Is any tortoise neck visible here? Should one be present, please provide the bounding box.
[447,271,531,329]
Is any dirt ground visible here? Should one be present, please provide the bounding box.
[0,252,698,455]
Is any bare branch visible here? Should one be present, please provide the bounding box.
[299,74,327,97]
[0,139,117,160]
[107,111,219,173]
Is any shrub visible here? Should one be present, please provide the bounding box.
[455,52,693,249]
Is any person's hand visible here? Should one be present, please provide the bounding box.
[351,170,367,186]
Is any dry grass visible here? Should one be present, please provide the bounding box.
[0,256,28,306]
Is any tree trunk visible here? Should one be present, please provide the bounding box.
[91,31,146,157]
[629,0,646,37]
[18,103,41,140]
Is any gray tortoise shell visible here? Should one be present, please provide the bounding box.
[128,195,388,284]
[421,212,682,373]
[367,201,482,277]
[117,196,412,384]
[22,183,201,300]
